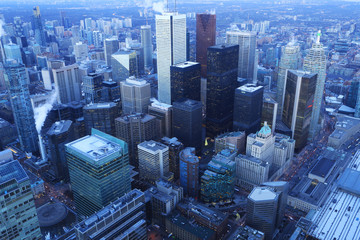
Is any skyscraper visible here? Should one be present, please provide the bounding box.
[196,13,216,78]
[246,187,279,240]
[138,140,170,183]
[66,128,131,217]
[172,98,202,155]
[276,42,301,117]
[4,61,38,153]
[356,86,360,118]
[226,31,257,83]
[115,113,158,168]
[148,102,173,138]
[179,147,199,198]
[141,25,153,68]
[304,31,327,139]
[161,137,184,180]
[32,6,46,46]
[120,77,151,114]
[104,37,119,67]
[111,49,138,82]
[282,70,317,150]
[170,61,201,103]
[53,64,82,104]
[83,73,103,104]
[83,102,119,135]
[73,42,88,62]
[262,94,278,131]
[206,44,239,137]
[0,160,42,239]
[4,43,22,63]
[233,84,264,135]
[156,12,187,104]
[47,120,74,182]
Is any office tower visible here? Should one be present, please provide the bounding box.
[151,179,183,226]
[179,147,199,198]
[82,73,103,103]
[83,102,119,135]
[73,42,88,62]
[170,61,201,103]
[0,160,42,239]
[4,43,22,63]
[282,70,317,150]
[32,6,46,46]
[138,140,170,183]
[262,94,278,131]
[236,154,269,190]
[131,44,145,75]
[226,31,257,83]
[104,37,119,67]
[148,102,173,138]
[120,77,151,114]
[115,113,158,168]
[4,61,38,153]
[304,31,327,138]
[186,29,190,61]
[262,181,289,228]
[74,189,147,240]
[156,12,187,104]
[206,45,239,137]
[0,118,17,150]
[247,187,279,240]
[246,122,275,166]
[356,87,360,118]
[276,43,301,117]
[196,13,216,77]
[53,64,82,104]
[160,137,184,181]
[102,79,121,102]
[47,120,74,182]
[84,17,92,30]
[66,128,131,217]
[172,99,202,154]
[14,16,24,37]
[201,154,236,203]
[141,25,153,68]
[215,131,246,154]
[233,84,264,134]
[92,31,102,48]
[111,49,138,82]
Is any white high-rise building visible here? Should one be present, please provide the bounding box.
[156,12,186,104]
[226,31,257,83]
[73,42,88,62]
[304,31,327,139]
[53,64,82,104]
[120,76,151,114]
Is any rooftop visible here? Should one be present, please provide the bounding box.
[84,102,117,110]
[337,168,360,197]
[172,61,199,68]
[138,140,168,153]
[116,113,155,123]
[0,160,28,187]
[237,84,263,93]
[124,76,148,86]
[216,131,245,139]
[66,131,122,162]
[309,157,336,179]
[248,187,278,202]
[47,120,72,136]
[180,148,198,164]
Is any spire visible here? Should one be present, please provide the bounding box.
[316,30,321,44]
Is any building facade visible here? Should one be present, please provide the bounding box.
[120,77,151,114]
[53,64,82,104]
[179,147,199,198]
[141,25,153,68]
[66,129,131,217]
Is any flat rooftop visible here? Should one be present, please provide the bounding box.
[172,61,199,68]
[0,160,28,187]
[309,157,336,179]
[237,84,263,93]
[337,168,360,196]
[216,131,245,139]
[84,102,116,110]
[66,134,122,161]
[248,187,277,202]
[47,120,72,135]
[138,140,168,153]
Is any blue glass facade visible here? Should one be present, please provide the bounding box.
[4,61,38,153]
[179,147,199,198]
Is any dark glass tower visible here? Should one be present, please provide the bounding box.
[83,73,104,104]
[172,98,202,155]
[170,61,201,103]
[4,61,38,153]
[32,6,46,46]
[233,84,264,135]
[282,70,317,150]
[196,13,216,77]
[206,44,239,137]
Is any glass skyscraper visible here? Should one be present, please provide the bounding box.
[206,44,239,137]
[0,160,42,239]
[282,70,317,150]
[196,13,216,78]
[32,6,46,46]
[4,61,38,153]
[66,128,131,217]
